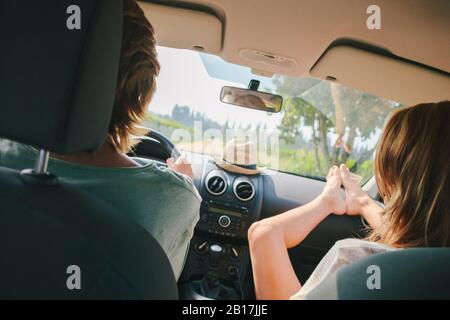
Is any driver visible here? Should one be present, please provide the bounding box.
[0,0,200,279]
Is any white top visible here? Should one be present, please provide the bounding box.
[290,238,398,300]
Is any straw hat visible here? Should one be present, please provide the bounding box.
[213,137,264,175]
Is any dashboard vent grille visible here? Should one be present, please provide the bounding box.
[234,181,255,201]
[206,175,227,196]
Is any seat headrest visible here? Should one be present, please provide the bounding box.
[0,0,123,153]
[306,248,450,299]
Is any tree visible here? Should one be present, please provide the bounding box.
[275,75,399,180]
[171,104,191,124]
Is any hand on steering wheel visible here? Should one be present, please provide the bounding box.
[130,129,194,178]
[166,154,194,179]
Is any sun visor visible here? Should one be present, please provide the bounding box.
[310,45,450,105]
[138,2,222,54]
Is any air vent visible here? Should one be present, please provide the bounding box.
[233,179,255,202]
[205,173,227,196]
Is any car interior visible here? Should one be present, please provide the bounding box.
[0,0,449,300]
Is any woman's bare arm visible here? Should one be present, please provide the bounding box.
[360,197,384,229]
[248,166,345,300]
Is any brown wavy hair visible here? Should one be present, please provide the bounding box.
[368,101,450,247]
[106,0,160,152]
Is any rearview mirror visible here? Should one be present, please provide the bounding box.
[220,86,283,113]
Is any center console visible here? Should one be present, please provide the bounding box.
[178,160,263,299]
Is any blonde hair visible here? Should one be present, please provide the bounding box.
[368,101,450,247]
[106,0,160,152]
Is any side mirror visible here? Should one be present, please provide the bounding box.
[220,85,283,113]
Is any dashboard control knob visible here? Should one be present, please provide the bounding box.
[195,241,208,254]
[218,215,231,228]
[230,246,240,260]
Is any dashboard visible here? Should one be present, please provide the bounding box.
[179,157,263,299]
[131,138,367,300]
[198,168,262,239]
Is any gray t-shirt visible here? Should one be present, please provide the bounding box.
[291,238,398,299]
[0,139,201,279]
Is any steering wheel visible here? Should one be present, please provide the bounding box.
[129,130,181,162]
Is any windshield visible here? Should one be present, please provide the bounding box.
[145,46,402,184]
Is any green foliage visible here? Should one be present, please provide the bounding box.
[171,104,222,130]
[277,148,323,178]
[145,113,192,131]
[144,75,401,185]
[143,112,193,141]
[274,75,400,183]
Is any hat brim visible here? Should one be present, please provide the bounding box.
[213,154,264,175]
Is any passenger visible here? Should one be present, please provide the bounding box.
[248,101,450,299]
[0,0,200,279]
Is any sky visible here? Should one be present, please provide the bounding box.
[147,46,283,131]
[147,46,394,152]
